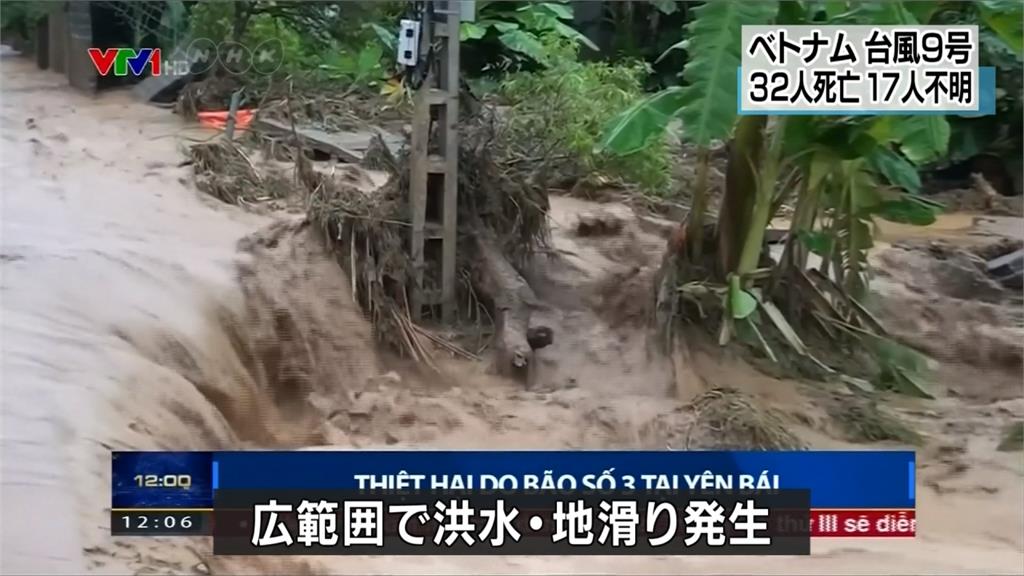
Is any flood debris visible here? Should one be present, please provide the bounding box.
[872,241,1024,372]
[986,248,1024,290]
[828,396,921,445]
[880,238,1021,303]
[686,387,805,451]
[301,106,555,378]
[188,140,269,206]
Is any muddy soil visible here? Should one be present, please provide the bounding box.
[2,55,1023,575]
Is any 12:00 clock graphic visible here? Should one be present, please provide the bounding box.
[111,452,213,536]
[134,473,193,488]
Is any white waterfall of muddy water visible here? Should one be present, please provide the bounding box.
[2,55,1022,575]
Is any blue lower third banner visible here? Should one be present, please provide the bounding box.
[112,450,914,510]
[111,450,912,552]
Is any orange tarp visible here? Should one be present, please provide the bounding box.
[197,109,256,131]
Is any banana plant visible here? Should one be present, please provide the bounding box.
[598,0,977,397]
[598,0,778,262]
[600,0,954,287]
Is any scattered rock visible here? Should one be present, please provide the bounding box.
[371,371,402,385]
[930,249,1007,303]
[191,562,211,575]
[576,211,625,237]
[971,237,1023,262]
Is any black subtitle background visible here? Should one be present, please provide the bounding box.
[213,489,810,556]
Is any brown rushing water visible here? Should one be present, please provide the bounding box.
[2,54,1022,575]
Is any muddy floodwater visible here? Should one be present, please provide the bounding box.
[2,55,1023,575]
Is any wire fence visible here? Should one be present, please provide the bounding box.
[93,0,189,50]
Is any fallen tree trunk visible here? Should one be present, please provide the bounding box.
[474,231,551,387]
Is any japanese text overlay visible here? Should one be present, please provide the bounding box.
[740,25,980,114]
[212,490,811,556]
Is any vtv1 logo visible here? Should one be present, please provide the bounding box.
[87,38,285,78]
[87,47,192,77]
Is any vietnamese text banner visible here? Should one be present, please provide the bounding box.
[213,451,914,509]
[110,450,915,509]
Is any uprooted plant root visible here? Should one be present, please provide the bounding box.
[685,387,805,450]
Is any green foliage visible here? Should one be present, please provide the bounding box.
[243,14,308,72]
[889,116,951,166]
[596,87,686,155]
[976,0,1024,56]
[500,37,669,191]
[0,1,49,38]
[861,332,934,398]
[874,195,942,226]
[835,160,878,299]
[599,0,778,154]
[160,1,190,49]
[867,147,921,194]
[318,43,388,88]
[463,1,597,68]
[935,1,1024,163]
[842,0,1023,164]
[806,115,945,295]
[188,1,393,90]
[998,421,1024,452]
[187,1,234,43]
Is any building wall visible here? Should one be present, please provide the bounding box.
[66,1,97,93]
[47,2,68,75]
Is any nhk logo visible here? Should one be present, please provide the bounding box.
[87,38,284,78]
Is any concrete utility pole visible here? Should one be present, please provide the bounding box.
[408,1,465,323]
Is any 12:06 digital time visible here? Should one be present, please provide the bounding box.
[134,474,192,489]
[120,513,194,530]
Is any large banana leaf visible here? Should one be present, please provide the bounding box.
[890,116,951,166]
[839,0,919,24]
[598,0,777,154]
[677,0,779,146]
[867,147,921,193]
[977,0,1024,56]
[875,195,942,226]
[871,115,951,166]
[835,161,880,299]
[595,88,687,155]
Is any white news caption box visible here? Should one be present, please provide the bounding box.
[740,25,979,114]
